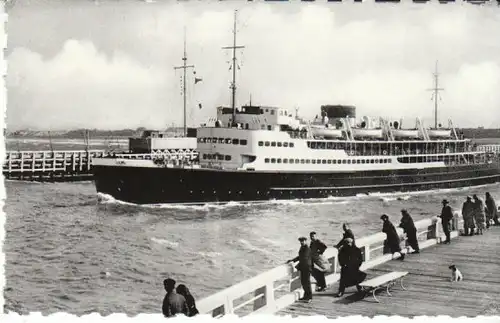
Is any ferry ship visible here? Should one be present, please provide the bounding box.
[91,12,500,205]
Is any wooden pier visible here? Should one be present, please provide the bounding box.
[279,227,500,317]
[3,150,107,182]
[196,205,500,317]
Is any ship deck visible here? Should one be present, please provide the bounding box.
[277,226,500,317]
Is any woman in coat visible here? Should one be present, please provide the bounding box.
[472,194,486,235]
[176,284,199,317]
[381,214,404,260]
[485,192,499,227]
[399,209,419,254]
[334,238,367,297]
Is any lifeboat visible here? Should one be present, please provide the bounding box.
[310,125,343,138]
[428,129,452,138]
[352,128,384,139]
[393,129,420,139]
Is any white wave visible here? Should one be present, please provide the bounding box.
[238,239,277,257]
[196,251,222,257]
[150,237,179,249]
[97,192,137,206]
[96,182,500,210]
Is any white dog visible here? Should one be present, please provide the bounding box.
[449,265,463,282]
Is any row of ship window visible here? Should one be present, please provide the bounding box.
[258,141,295,148]
[203,154,232,161]
[263,158,393,165]
[198,138,248,145]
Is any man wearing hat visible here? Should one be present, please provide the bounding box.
[462,196,475,236]
[162,278,189,317]
[439,199,454,244]
[287,236,313,302]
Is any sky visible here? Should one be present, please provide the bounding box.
[5,0,500,131]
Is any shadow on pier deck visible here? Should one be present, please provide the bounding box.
[279,227,500,317]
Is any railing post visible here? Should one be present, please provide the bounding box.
[364,245,371,262]
[224,296,233,315]
[452,212,459,232]
[434,218,441,243]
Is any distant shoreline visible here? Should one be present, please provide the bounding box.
[5,128,500,141]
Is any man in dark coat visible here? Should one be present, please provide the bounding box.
[309,231,328,292]
[399,209,419,254]
[162,278,189,317]
[287,237,313,302]
[335,223,355,249]
[334,238,367,297]
[462,196,475,236]
[381,214,404,260]
[485,192,499,226]
[439,199,454,244]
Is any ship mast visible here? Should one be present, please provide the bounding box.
[174,27,195,137]
[222,10,245,127]
[428,60,444,129]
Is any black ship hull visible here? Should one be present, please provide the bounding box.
[92,162,500,205]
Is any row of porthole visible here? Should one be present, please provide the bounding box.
[258,141,295,148]
[264,158,393,165]
[198,137,248,145]
[202,154,232,161]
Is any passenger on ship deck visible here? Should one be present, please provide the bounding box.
[176,284,199,317]
[162,278,189,318]
[380,214,405,260]
[462,196,475,236]
[399,209,419,254]
[334,238,367,298]
[472,195,486,235]
[334,223,355,249]
[485,192,499,227]
[439,199,454,243]
[286,237,313,302]
[309,231,328,292]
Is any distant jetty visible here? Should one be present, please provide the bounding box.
[3,150,106,182]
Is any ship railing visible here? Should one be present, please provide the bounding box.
[196,211,468,317]
[111,152,199,160]
[478,144,500,154]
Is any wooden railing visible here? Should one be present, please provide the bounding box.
[196,210,471,317]
[3,150,106,174]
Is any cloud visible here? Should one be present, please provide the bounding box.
[6,3,500,130]
[7,40,170,130]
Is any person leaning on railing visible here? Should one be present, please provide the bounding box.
[335,223,355,249]
[286,237,313,303]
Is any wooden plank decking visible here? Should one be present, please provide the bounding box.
[278,226,500,317]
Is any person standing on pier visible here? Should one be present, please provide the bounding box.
[399,209,419,254]
[380,214,404,260]
[439,199,454,243]
[334,238,367,297]
[287,237,313,302]
[335,223,355,249]
[472,195,486,235]
[162,278,189,317]
[462,196,475,236]
[309,231,328,292]
[485,192,499,227]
